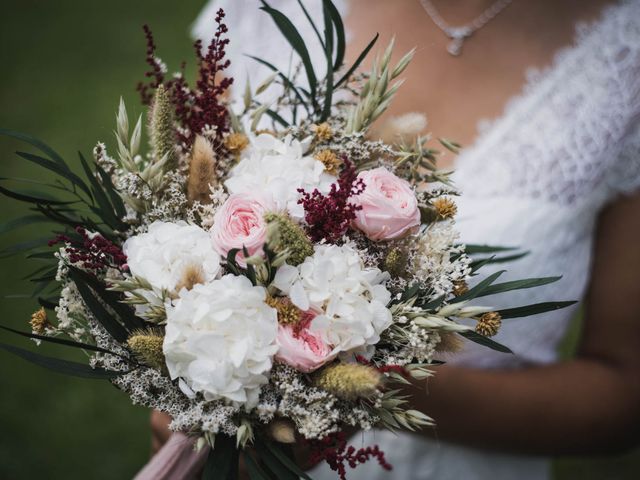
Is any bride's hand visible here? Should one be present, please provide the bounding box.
[150,410,172,455]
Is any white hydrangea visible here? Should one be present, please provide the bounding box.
[163,274,279,408]
[273,244,392,353]
[224,133,336,219]
[123,221,221,293]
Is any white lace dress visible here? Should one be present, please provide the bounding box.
[193,1,640,478]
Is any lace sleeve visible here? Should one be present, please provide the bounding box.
[605,2,640,200]
[607,118,640,198]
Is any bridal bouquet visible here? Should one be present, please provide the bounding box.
[0,2,572,478]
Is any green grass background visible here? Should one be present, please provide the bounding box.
[0,1,637,478]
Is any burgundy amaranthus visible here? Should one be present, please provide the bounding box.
[307,432,392,480]
[137,8,233,148]
[49,227,127,272]
[298,159,364,243]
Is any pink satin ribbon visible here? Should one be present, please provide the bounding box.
[134,432,210,480]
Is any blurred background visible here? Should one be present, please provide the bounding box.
[0,1,637,479]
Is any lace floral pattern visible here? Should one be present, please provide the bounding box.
[455,0,640,208]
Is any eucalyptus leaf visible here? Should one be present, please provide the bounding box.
[78,152,124,230]
[70,266,143,331]
[335,33,379,87]
[260,1,318,106]
[69,269,129,343]
[0,237,51,259]
[474,252,530,265]
[0,324,128,359]
[243,452,270,480]
[16,150,92,199]
[265,109,290,128]
[0,128,68,167]
[296,0,325,49]
[459,331,512,354]
[0,181,75,206]
[451,270,505,303]
[95,161,126,218]
[325,0,346,70]
[253,440,298,480]
[464,244,519,254]
[201,434,238,480]
[320,0,335,121]
[0,342,123,379]
[245,55,310,113]
[37,297,59,310]
[262,440,312,480]
[476,276,562,298]
[498,301,577,319]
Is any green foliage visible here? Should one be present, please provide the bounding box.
[0,2,202,478]
[202,434,239,480]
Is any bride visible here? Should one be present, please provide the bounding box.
[150,1,640,479]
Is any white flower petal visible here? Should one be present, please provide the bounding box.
[290,280,309,311]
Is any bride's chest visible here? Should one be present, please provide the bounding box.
[343,0,606,151]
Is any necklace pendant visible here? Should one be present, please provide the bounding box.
[447,37,465,56]
[445,27,472,56]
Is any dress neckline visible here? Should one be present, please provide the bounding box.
[458,0,626,166]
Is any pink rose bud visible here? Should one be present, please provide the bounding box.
[210,193,274,267]
[276,312,334,373]
[352,167,421,241]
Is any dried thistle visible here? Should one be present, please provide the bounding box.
[224,132,249,155]
[313,363,382,401]
[475,312,502,337]
[384,246,408,277]
[187,135,217,205]
[265,296,302,325]
[452,280,469,297]
[127,329,166,372]
[314,149,342,175]
[311,122,333,141]
[432,197,457,220]
[29,308,51,335]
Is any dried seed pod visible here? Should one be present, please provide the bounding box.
[187,135,217,205]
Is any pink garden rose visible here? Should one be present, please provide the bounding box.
[210,193,274,266]
[276,312,334,373]
[352,167,421,241]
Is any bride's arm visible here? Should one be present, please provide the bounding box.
[407,192,640,455]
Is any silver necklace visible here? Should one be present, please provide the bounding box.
[418,0,514,56]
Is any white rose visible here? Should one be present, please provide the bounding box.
[225,134,336,219]
[123,221,221,292]
[163,274,279,408]
[273,244,392,353]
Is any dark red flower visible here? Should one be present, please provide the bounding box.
[298,159,364,243]
[306,431,392,479]
[137,8,233,149]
